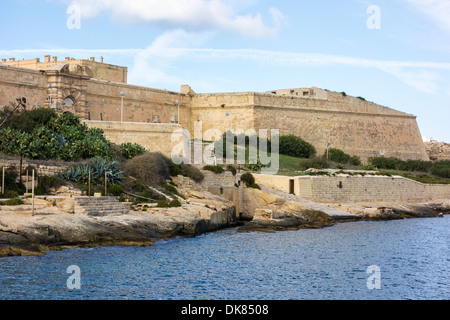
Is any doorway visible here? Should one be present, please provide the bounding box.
[289,179,295,195]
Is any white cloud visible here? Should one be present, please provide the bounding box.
[66,0,284,37]
[128,29,210,86]
[402,0,450,33]
[378,66,441,94]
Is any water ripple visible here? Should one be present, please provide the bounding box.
[0,216,449,300]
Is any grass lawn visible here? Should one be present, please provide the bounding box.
[234,146,450,184]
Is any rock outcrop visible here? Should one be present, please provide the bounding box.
[0,187,236,257]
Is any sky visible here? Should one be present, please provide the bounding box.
[0,0,449,142]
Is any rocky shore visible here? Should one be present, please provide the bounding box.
[239,186,449,232]
[0,188,238,257]
[1,179,449,258]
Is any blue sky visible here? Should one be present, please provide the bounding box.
[1,0,449,142]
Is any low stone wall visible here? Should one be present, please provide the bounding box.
[175,170,238,202]
[255,174,450,203]
[0,158,73,176]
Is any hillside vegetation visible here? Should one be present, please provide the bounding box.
[0,108,202,205]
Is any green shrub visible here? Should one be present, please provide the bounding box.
[120,143,146,159]
[227,165,237,176]
[169,161,181,176]
[249,183,261,190]
[279,135,316,158]
[241,172,256,187]
[369,157,403,170]
[362,163,376,171]
[5,197,24,206]
[157,201,169,208]
[203,165,224,174]
[325,148,350,164]
[401,160,433,172]
[169,161,205,183]
[162,183,178,195]
[38,176,65,195]
[168,199,182,208]
[369,157,434,173]
[0,111,113,161]
[299,157,329,170]
[0,166,25,196]
[108,184,123,196]
[0,107,57,133]
[350,155,362,166]
[431,160,450,178]
[3,190,19,199]
[323,148,361,166]
[181,164,204,183]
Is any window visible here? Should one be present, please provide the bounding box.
[64,97,74,107]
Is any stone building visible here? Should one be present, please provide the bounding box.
[0,56,429,162]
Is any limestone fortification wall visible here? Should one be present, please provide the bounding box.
[85,80,191,128]
[190,93,256,136]
[253,97,427,161]
[1,56,128,83]
[84,121,183,158]
[0,65,48,109]
[254,174,450,203]
[189,90,428,162]
[0,58,431,162]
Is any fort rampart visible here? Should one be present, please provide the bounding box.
[0,56,431,162]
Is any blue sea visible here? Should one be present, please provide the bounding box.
[0,216,448,300]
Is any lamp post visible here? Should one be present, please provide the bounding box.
[49,83,52,108]
[120,91,125,122]
[225,112,230,132]
[176,99,180,124]
[326,142,331,161]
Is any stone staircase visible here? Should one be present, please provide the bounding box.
[74,196,130,217]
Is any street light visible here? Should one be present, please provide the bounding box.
[49,83,52,108]
[326,142,331,160]
[120,92,125,122]
[176,99,180,124]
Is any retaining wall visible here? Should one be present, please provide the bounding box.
[255,174,450,203]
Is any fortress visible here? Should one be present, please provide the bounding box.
[0,56,429,162]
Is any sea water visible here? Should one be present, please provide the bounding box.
[0,216,448,300]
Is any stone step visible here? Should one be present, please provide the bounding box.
[74,197,129,216]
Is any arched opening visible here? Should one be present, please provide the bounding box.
[64,97,75,107]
